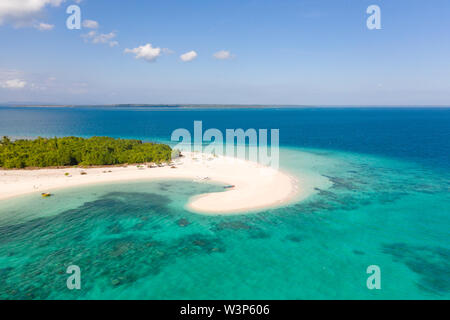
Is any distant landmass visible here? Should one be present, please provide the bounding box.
[1,104,448,109]
[0,104,311,109]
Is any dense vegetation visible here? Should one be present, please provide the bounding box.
[0,136,172,169]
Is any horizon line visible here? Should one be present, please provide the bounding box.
[1,104,450,108]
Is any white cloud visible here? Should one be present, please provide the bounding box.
[213,50,234,60]
[82,19,99,29]
[92,32,116,44]
[82,31,119,47]
[124,43,163,63]
[180,50,198,62]
[0,0,64,27]
[1,79,27,89]
[35,22,54,31]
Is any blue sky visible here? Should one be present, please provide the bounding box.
[0,0,449,105]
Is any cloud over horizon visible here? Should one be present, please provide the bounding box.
[180,50,198,62]
[35,22,54,31]
[213,50,234,60]
[0,79,27,89]
[0,0,64,27]
[82,30,119,47]
[124,43,163,62]
[82,19,99,29]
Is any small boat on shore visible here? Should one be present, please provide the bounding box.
[41,193,52,198]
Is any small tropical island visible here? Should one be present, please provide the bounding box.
[0,136,172,169]
[0,136,302,214]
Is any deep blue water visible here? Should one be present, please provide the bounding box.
[0,107,448,170]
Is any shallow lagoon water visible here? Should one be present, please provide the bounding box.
[0,107,448,299]
[0,147,448,299]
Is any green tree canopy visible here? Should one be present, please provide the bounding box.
[0,136,172,169]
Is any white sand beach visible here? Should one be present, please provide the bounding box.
[0,152,303,215]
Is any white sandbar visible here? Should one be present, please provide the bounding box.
[0,153,304,215]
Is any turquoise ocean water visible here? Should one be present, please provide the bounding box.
[0,107,448,299]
